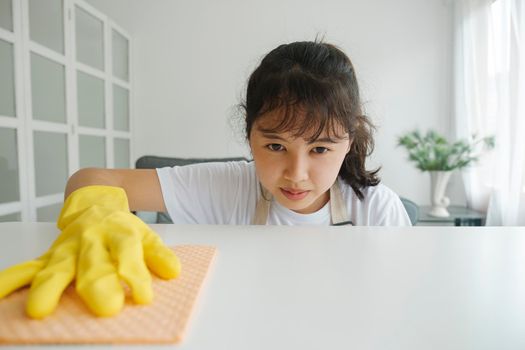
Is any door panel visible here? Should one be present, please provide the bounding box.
[33,131,68,197]
[31,53,66,123]
[79,134,106,168]
[0,212,21,222]
[77,70,105,128]
[0,127,20,204]
[0,39,16,117]
[75,5,104,71]
[28,0,64,54]
[114,138,130,168]
[37,202,63,222]
[112,29,129,82]
[0,0,13,32]
[113,84,129,131]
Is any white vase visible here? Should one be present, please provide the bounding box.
[429,171,452,217]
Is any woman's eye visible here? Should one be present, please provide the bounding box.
[267,143,284,152]
[312,147,329,154]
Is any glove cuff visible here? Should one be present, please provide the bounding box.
[57,186,130,229]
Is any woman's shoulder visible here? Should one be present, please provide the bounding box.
[339,179,399,204]
[160,159,253,173]
[206,159,253,170]
[208,159,255,179]
[362,183,400,202]
[156,159,256,191]
[338,179,411,226]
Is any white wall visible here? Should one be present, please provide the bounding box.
[87,0,465,206]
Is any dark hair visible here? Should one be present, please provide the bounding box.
[241,40,380,199]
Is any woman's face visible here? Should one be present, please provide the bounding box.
[249,111,351,214]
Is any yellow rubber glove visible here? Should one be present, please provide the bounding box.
[0,185,181,319]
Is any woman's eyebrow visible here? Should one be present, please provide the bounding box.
[308,135,352,145]
[260,132,287,141]
[259,131,342,144]
[308,137,338,144]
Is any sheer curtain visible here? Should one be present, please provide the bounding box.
[453,0,525,225]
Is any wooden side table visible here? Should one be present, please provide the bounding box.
[417,205,485,226]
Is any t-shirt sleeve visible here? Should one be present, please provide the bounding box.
[368,185,412,226]
[379,196,412,226]
[155,161,256,224]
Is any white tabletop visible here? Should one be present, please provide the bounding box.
[1,223,525,350]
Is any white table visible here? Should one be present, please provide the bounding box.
[1,223,525,350]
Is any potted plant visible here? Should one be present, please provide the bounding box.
[398,130,495,217]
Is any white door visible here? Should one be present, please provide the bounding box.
[0,0,25,222]
[0,0,132,222]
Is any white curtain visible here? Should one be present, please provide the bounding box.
[453,0,525,225]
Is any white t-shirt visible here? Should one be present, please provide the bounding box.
[156,161,411,226]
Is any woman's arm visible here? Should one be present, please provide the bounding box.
[64,168,167,212]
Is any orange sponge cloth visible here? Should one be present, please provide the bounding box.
[0,245,216,344]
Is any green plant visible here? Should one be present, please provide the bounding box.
[397,130,495,171]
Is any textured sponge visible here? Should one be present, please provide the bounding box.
[0,245,216,344]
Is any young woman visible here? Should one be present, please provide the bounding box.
[67,41,410,226]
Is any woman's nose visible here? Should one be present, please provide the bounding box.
[283,154,309,183]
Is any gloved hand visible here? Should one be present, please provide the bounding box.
[0,185,181,319]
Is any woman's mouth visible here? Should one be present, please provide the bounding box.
[280,188,310,200]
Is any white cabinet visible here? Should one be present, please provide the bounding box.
[0,0,132,222]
